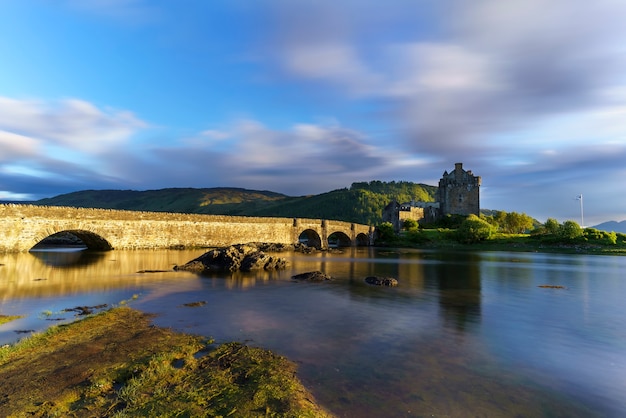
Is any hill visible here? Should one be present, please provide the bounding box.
[592,220,626,234]
[32,182,437,225]
[35,188,287,214]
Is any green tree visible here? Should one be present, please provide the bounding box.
[456,214,494,243]
[376,222,396,243]
[503,212,534,233]
[559,220,583,240]
[402,219,419,231]
[544,218,560,235]
[494,211,507,230]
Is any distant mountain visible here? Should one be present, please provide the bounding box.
[32,181,438,225]
[592,220,626,234]
[35,188,287,214]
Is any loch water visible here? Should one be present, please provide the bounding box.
[1,247,625,417]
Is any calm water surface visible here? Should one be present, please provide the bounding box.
[1,248,625,417]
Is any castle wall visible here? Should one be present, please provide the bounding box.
[438,163,481,216]
[383,163,481,230]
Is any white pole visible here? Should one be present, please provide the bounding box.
[578,194,584,228]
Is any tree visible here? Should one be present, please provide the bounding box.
[503,212,534,233]
[402,219,419,231]
[456,214,494,243]
[544,218,560,235]
[559,220,583,240]
[495,211,507,230]
[376,222,396,243]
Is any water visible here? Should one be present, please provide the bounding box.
[1,247,625,417]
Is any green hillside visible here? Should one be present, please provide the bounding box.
[36,188,287,214]
[33,181,437,225]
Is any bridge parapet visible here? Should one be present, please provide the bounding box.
[0,204,373,252]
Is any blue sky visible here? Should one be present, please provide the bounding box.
[1,0,625,226]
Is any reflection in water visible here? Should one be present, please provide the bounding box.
[30,249,104,267]
[0,249,205,301]
[1,248,625,417]
[431,252,482,332]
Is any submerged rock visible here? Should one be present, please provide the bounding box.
[364,276,398,287]
[291,271,333,282]
[174,243,287,273]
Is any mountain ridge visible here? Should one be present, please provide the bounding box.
[591,220,626,234]
[27,182,438,225]
[5,186,623,231]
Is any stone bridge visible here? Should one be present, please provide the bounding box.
[0,204,374,253]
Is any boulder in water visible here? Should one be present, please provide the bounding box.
[291,271,333,282]
[364,276,398,287]
[174,243,287,273]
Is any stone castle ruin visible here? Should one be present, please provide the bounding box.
[383,163,481,231]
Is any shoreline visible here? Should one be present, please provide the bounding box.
[0,307,334,417]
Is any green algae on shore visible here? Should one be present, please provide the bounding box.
[0,307,333,417]
[0,315,23,326]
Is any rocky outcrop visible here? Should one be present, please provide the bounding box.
[291,271,333,282]
[174,244,287,273]
[364,276,398,287]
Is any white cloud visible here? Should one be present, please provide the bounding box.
[0,97,147,154]
[105,118,422,195]
[0,131,41,161]
[264,0,626,159]
[0,96,150,197]
[283,43,382,96]
[213,119,381,172]
[0,191,34,201]
[385,43,501,96]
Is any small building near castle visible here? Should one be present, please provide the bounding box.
[382,163,481,231]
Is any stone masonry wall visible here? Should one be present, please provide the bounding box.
[438,163,481,216]
[0,204,372,253]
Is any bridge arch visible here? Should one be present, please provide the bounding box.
[355,232,370,246]
[328,231,352,247]
[31,230,113,251]
[298,229,323,249]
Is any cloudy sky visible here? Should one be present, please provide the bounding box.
[1,0,625,225]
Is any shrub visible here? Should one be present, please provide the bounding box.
[406,228,430,244]
[544,218,560,235]
[456,214,494,244]
[583,228,617,245]
[559,220,583,240]
[402,219,419,231]
[375,222,396,243]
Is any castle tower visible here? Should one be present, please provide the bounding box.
[437,163,481,216]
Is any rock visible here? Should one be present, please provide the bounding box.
[364,276,398,287]
[174,243,287,273]
[291,271,333,281]
[240,251,287,271]
[180,301,207,307]
[253,242,294,252]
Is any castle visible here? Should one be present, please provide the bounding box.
[382,163,481,231]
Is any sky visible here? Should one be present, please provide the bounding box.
[1,0,625,226]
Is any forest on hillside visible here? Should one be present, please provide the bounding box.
[33,181,438,225]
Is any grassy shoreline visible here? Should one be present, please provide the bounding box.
[0,315,23,327]
[379,229,626,256]
[0,307,333,417]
